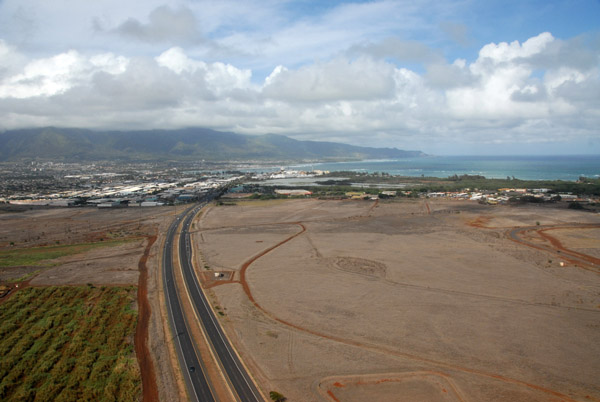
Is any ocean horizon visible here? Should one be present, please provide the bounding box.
[286,155,600,181]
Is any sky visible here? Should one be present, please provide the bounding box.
[0,0,599,155]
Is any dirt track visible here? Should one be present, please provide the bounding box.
[135,234,159,402]
[508,225,600,273]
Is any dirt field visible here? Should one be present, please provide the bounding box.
[195,198,600,402]
[2,200,598,401]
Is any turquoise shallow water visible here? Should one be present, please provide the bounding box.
[287,155,600,181]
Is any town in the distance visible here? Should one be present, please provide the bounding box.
[2,160,598,208]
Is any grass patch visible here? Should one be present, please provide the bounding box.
[0,238,137,268]
[12,269,44,283]
[0,285,140,401]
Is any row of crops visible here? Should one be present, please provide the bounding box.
[0,286,140,401]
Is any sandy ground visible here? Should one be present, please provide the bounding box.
[195,198,600,402]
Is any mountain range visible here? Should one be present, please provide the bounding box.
[0,127,425,162]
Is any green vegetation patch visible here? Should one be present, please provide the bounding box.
[0,239,137,268]
[0,286,140,401]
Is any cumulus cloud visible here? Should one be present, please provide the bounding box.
[0,49,128,98]
[510,82,547,103]
[477,32,555,65]
[263,57,396,102]
[424,58,476,88]
[0,31,598,152]
[513,35,600,72]
[445,32,592,119]
[156,47,253,95]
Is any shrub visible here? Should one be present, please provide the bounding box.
[568,201,584,210]
[270,391,287,401]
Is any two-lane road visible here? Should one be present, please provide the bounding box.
[163,204,216,401]
[163,194,262,401]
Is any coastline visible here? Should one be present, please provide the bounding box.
[284,155,600,181]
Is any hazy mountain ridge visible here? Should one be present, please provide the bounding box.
[0,127,425,162]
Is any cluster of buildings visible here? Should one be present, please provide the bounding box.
[3,161,597,208]
[318,188,596,205]
[1,161,243,207]
[424,188,595,205]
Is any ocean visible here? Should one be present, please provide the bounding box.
[286,155,600,181]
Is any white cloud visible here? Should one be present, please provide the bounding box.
[425,58,475,88]
[156,47,253,95]
[262,57,396,102]
[155,47,199,73]
[0,30,598,153]
[444,32,593,120]
[477,32,554,64]
[0,50,128,98]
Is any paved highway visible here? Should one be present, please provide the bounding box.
[177,198,263,402]
[163,204,216,402]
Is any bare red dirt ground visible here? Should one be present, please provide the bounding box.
[135,234,159,402]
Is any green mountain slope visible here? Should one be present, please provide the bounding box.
[0,127,425,162]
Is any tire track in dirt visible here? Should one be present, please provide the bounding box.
[135,234,159,402]
[321,371,467,402]
[238,223,582,402]
[287,331,295,373]
[423,200,431,214]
